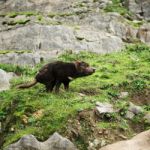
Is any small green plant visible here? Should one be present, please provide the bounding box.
[22,11,38,17]
[125,43,150,53]
[16,19,30,25]
[48,13,57,18]
[0,14,6,17]
[104,0,131,16]
[97,122,117,129]
[37,15,43,21]
[129,79,146,91]
[7,12,18,18]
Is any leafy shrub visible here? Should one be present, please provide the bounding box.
[129,79,146,91]
[125,44,150,53]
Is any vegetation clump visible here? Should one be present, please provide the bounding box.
[104,0,132,16]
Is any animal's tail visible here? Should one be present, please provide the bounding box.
[17,79,37,89]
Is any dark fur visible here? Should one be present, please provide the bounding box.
[17,61,95,92]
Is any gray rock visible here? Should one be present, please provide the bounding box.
[128,102,143,115]
[119,92,129,99]
[81,12,138,43]
[137,23,150,45]
[100,130,150,150]
[0,69,16,91]
[0,0,72,13]
[125,111,135,119]
[6,132,77,150]
[0,50,58,66]
[88,139,101,150]
[99,0,112,9]
[0,24,124,54]
[125,102,144,119]
[124,0,150,21]
[144,112,150,124]
[96,102,115,114]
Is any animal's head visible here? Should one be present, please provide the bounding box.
[74,61,95,76]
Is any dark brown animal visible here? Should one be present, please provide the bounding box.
[17,61,95,92]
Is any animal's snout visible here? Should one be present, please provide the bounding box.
[92,67,96,72]
[85,67,96,75]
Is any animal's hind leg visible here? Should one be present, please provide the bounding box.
[45,80,56,92]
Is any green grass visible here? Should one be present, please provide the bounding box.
[0,43,150,149]
[104,0,132,16]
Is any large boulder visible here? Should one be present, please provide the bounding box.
[100,130,150,150]
[6,132,77,150]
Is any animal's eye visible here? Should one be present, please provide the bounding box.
[82,63,88,67]
[80,64,86,67]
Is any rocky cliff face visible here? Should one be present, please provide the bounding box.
[123,0,150,21]
[0,0,150,66]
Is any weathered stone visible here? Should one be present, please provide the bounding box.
[119,92,129,99]
[81,12,138,43]
[0,0,73,13]
[125,111,135,119]
[0,24,124,54]
[6,132,77,150]
[125,102,144,119]
[100,130,150,150]
[0,50,58,66]
[137,23,150,45]
[0,69,16,91]
[88,139,101,150]
[128,102,143,115]
[124,0,150,21]
[99,0,112,9]
[95,102,115,114]
[144,112,150,124]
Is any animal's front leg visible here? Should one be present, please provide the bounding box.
[45,80,56,92]
[55,81,62,93]
[63,81,70,91]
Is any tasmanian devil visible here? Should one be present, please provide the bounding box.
[17,61,95,92]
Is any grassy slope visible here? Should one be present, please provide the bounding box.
[0,44,150,149]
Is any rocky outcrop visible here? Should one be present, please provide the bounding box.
[100,130,150,150]
[0,0,112,14]
[0,50,59,66]
[6,132,77,150]
[0,69,16,91]
[124,0,150,21]
[0,0,73,13]
[137,23,150,45]
[0,0,150,56]
[0,24,123,54]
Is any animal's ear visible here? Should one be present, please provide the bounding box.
[75,60,81,66]
[74,60,81,69]
[75,60,81,64]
